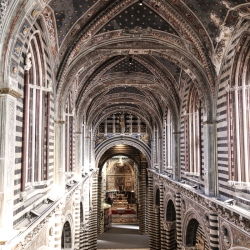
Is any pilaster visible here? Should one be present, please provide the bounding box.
[54,205,62,249]
[54,120,66,196]
[0,92,17,235]
[173,132,181,181]
[203,121,215,196]
[158,136,163,172]
[175,192,182,250]
[84,126,90,174]
[75,132,82,178]
[209,211,219,250]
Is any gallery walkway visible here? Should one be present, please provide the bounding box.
[97,224,150,250]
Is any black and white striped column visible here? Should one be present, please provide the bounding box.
[166,222,176,249]
[97,176,102,234]
[147,172,155,249]
[82,181,90,250]
[74,189,81,249]
[209,212,219,250]
[159,181,167,250]
[139,163,147,234]
[88,173,98,249]
[175,192,182,250]
[54,206,62,250]
[79,222,84,249]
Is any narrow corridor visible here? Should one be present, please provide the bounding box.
[97,224,150,250]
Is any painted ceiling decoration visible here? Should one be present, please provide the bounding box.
[38,0,250,128]
[97,1,178,35]
[181,0,248,45]
[105,57,153,75]
[153,56,182,85]
[106,87,145,96]
[49,0,98,45]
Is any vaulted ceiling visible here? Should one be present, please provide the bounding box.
[48,0,250,133]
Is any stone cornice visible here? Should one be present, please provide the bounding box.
[0,88,22,98]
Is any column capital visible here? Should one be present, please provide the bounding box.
[0,88,22,98]
[54,120,66,124]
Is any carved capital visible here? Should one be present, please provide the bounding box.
[24,53,32,71]
[0,88,22,98]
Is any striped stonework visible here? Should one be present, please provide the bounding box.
[159,181,167,249]
[165,221,176,250]
[147,173,156,249]
[138,162,147,234]
[74,189,81,249]
[13,15,55,229]
[175,192,182,250]
[209,212,219,250]
[88,173,98,249]
[54,206,62,250]
[97,175,103,234]
[216,21,250,206]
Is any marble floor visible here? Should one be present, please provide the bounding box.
[97,224,150,250]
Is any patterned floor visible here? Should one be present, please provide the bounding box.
[97,224,150,249]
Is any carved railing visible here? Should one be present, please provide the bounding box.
[148,169,250,235]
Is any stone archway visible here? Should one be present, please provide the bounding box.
[186,218,199,247]
[164,199,177,250]
[61,221,72,249]
[182,209,209,250]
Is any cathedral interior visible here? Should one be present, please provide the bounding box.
[1,0,250,249]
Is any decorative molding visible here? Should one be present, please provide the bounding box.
[0,0,8,34]
[121,26,153,37]
[225,84,250,92]
[54,120,66,124]
[162,220,176,231]
[0,88,22,98]
[42,7,58,57]
[221,222,233,249]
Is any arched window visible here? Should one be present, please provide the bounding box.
[165,200,177,249]
[228,34,250,184]
[26,32,50,185]
[184,84,201,176]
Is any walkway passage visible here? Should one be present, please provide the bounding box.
[97,224,150,250]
